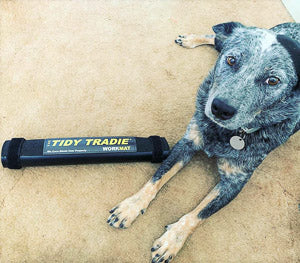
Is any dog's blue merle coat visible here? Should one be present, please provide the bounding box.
[108,22,299,263]
[152,23,299,221]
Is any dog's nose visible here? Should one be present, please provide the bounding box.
[211,98,236,120]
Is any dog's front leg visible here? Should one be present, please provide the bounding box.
[107,117,203,229]
[175,34,215,48]
[151,158,253,263]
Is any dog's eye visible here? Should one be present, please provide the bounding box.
[226,56,236,66]
[266,77,280,86]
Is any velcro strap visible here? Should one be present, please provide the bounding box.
[149,136,163,163]
[7,138,25,169]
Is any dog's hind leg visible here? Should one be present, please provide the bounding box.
[151,158,254,263]
[107,117,203,229]
[175,34,215,48]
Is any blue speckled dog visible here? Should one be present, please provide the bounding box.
[108,22,300,262]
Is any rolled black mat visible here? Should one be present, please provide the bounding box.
[1,136,170,169]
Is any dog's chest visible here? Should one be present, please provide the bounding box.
[201,129,240,158]
[198,122,258,159]
[199,122,285,160]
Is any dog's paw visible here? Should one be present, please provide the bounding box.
[107,194,148,229]
[150,216,196,262]
[175,34,200,49]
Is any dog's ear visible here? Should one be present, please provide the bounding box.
[212,22,245,51]
[277,34,300,90]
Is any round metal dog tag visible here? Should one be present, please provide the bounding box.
[230,136,245,150]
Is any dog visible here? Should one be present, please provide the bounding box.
[107,22,300,262]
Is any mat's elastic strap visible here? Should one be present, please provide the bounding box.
[149,136,163,163]
[7,138,25,169]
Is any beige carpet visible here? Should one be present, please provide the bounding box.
[0,1,299,262]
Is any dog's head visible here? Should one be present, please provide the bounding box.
[204,22,300,131]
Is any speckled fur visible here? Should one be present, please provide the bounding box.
[109,22,300,262]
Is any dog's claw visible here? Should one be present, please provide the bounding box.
[151,244,160,252]
[175,39,182,45]
[151,254,161,263]
[109,206,118,214]
[175,35,184,46]
[119,218,127,229]
[151,245,160,252]
[107,213,116,222]
[166,255,173,262]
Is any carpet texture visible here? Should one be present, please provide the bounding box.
[0,1,299,262]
